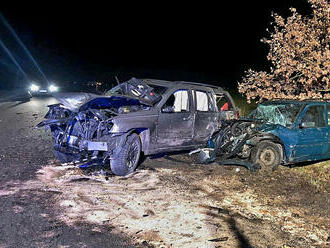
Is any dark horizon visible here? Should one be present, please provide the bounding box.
[0,1,311,90]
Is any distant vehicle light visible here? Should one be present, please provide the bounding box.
[49,84,58,92]
[30,84,40,92]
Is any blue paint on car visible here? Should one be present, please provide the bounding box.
[250,100,330,166]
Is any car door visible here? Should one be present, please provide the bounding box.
[326,104,330,156]
[193,89,218,143]
[292,104,328,161]
[156,89,195,147]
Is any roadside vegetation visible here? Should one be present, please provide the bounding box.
[239,0,329,103]
[294,160,330,193]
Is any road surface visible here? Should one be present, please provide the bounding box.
[0,97,138,248]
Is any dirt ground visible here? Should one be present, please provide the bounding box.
[0,98,137,247]
[6,152,327,248]
[1,96,328,248]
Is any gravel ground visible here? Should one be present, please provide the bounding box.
[34,156,330,248]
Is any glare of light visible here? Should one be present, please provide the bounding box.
[49,84,58,92]
[30,84,40,92]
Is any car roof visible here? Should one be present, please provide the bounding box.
[140,78,225,91]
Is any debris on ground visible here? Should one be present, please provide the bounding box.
[33,154,330,248]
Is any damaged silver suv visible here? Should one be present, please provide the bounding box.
[38,78,238,175]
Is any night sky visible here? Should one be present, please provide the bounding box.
[0,1,311,90]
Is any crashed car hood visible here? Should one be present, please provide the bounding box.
[258,123,281,132]
[52,92,149,112]
[257,123,292,136]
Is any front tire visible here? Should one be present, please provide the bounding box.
[251,141,282,171]
[110,133,141,176]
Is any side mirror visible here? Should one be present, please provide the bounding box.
[162,106,175,113]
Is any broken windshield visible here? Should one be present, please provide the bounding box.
[107,83,167,96]
[249,103,303,127]
[105,78,167,105]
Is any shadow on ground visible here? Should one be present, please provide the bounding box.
[0,178,143,248]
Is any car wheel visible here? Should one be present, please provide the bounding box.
[214,126,231,156]
[110,133,141,176]
[251,141,281,171]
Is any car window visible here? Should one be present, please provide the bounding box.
[146,84,168,95]
[196,91,210,112]
[301,105,326,128]
[216,94,233,111]
[162,89,189,113]
[250,103,302,126]
[207,92,216,112]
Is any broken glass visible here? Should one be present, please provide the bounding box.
[105,78,166,105]
[249,103,304,127]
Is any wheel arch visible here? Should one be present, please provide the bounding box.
[127,128,150,154]
[252,133,286,163]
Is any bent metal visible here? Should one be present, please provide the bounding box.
[37,78,238,176]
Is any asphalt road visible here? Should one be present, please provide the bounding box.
[0,97,138,248]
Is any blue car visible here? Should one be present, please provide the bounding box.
[215,100,330,170]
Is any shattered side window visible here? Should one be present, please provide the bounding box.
[147,84,168,95]
[251,103,302,127]
[105,79,167,105]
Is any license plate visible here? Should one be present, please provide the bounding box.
[39,90,47,93]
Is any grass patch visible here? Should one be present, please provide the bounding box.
[294,160,330,193]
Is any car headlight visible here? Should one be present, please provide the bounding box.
[30,84,40,92]
[49,84,58,92]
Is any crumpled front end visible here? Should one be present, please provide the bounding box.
[37,94,150,165]
[195,119,289,171]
